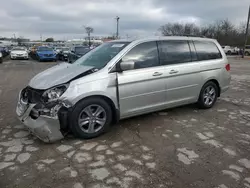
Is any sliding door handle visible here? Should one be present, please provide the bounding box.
[152,72,163,76]
[169,70,179,74]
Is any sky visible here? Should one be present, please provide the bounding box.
[0,0,249,40]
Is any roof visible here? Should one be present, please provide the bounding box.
[110,36,215,44]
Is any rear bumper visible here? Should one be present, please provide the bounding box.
[16,92,64,143]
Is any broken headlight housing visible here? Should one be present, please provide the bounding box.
[42,84,68,103]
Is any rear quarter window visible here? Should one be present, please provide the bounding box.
[194,41,222,61]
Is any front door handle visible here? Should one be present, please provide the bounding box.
[152,72,163,76]
[169,70,179,74]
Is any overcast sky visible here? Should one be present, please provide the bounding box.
[0,0,249,40]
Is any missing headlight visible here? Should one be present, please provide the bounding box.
[42,84,68,103]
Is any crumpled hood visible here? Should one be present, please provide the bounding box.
[11,50,27,54]
[29,62,94,89]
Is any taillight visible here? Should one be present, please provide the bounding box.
[225,64,230,71]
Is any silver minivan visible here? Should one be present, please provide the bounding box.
[16,36,231,143]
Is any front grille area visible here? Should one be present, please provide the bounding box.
[44,54,53,57]
[23,87,44,103]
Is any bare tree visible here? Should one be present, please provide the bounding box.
[159,19,250,47]
[84,26,94,47]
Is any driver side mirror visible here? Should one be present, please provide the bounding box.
[118,61,135,72]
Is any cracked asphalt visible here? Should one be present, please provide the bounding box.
[0,57,250,188]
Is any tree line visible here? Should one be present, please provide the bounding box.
[159,19,250,47]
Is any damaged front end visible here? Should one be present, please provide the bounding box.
[16,86,71,143]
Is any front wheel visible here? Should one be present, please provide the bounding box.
[198,81,218,109]
[70,97,112,139]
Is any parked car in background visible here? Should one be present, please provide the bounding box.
[245,45,250,56]
[0,46,9,57]
[57,47,70,61]
[55,47,62,54]
[16,36,231,142]
[36,46,57,62]
[222,46,234,55]
[10,47,29,60]
[68,46,90,63]
[0,52,2,63]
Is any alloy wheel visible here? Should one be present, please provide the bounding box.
[203,86,216,106]
[78,105,107,134]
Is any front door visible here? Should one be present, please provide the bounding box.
[117,41,166,118]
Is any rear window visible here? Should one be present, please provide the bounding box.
[194,41,222,61]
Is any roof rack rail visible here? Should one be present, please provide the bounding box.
[165,34,207,38]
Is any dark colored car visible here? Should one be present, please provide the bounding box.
[36,46,57,62]
[68,46,90,63]
[57,47,70,61]
[0,46,9,57]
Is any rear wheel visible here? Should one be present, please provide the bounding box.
[70,97,112,139]
[245,51,250,56]
[198,81,218,109]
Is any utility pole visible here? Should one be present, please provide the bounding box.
[115,16,120,39]
[40,34,43,42]
[13,34,16,42]
[242,5,250,58]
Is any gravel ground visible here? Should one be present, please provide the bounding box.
[0,57,249,188]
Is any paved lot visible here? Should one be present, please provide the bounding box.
[0,58,250,188]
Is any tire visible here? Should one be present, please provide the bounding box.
[0,58,2,64]
[70,97,112,139]
[227,51,231,55]
[198,81,219,109]
[245,51,250,56]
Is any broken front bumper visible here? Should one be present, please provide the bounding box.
[16,92,64,143]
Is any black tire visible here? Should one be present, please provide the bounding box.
[245,51,250,56]
[198,81,219,109]
[70,97,112,139]
[0,58,2,64]
[227,51,231,55]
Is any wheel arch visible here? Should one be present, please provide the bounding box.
[72,95,120,124]
[203,79,221,97]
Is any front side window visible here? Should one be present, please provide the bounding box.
[122,41,159,69]
[158,40,191,65]
[74,42,130,69]
[194,41,222,61]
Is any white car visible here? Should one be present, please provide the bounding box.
[10,47,29,60]
[222,46,234,55]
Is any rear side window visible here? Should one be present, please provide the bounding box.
[194,41,222,61]
[158,40,191,65]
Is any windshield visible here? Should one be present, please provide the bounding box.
[74,42,130,69]
[62,47,69,51]
[12,47,26,51]
[38,47,53,51]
